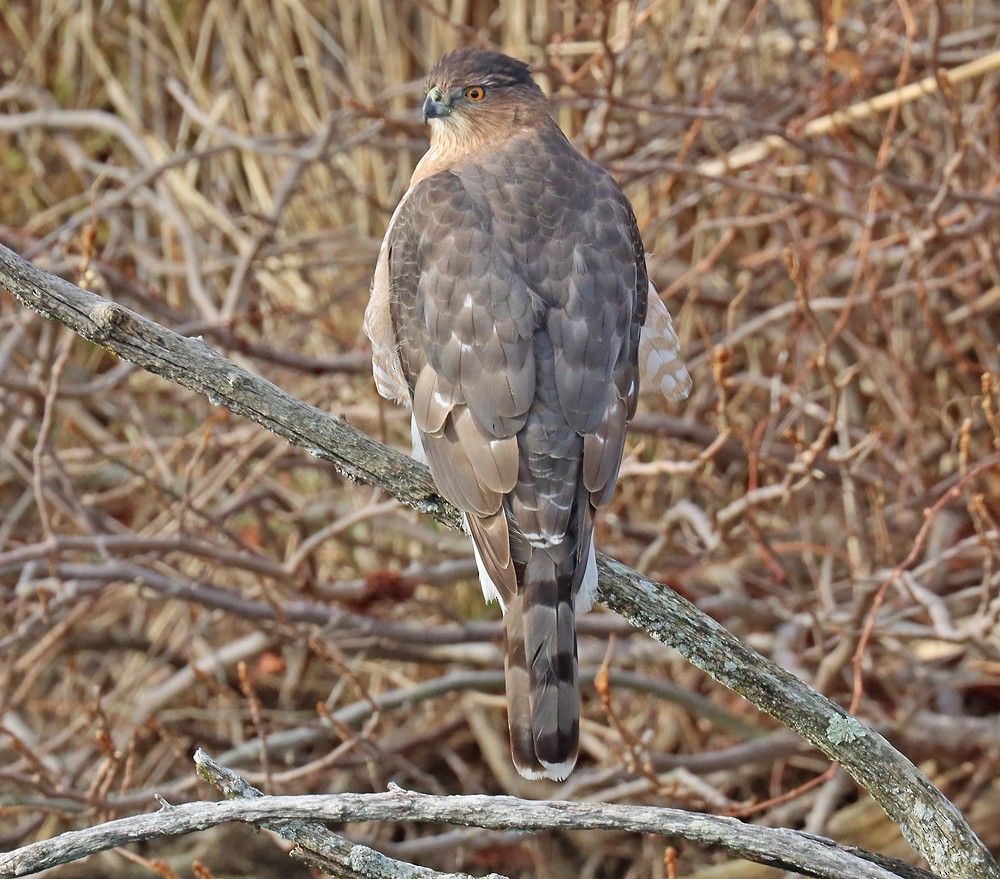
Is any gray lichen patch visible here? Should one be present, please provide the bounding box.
[826,714,866,744]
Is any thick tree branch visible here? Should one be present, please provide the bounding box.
[0,749,936,879]
[1,243,995,879]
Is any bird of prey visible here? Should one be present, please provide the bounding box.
[366,48,690,780]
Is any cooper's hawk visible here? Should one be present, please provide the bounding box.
[366,48,690,779]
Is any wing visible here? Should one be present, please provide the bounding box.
[386,168,541,604]
[366,186,415,405]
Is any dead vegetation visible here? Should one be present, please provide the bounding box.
[1,1,999,877]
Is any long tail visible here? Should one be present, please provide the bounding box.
[503,540,584,780]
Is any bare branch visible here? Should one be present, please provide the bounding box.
[0,748,937,879]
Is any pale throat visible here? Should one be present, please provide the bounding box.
[412,108,542,182]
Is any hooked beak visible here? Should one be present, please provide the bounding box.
[422,93,450,124]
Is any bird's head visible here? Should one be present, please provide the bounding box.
[421,49,550,152]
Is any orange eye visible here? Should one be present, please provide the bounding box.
[464,86,486,101]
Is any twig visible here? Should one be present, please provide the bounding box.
[698,49,1000,177]
[1,243,995,879]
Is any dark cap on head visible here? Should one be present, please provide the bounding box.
[425,48,537,93]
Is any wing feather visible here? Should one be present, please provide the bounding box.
[411,365,454,434]
[452,407,518,495]
[419,412,503,517]
[640,283,692,401]
[466,512,516,608]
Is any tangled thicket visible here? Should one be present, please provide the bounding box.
[1,1,998,877]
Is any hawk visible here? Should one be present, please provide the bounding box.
[366,48,690,780]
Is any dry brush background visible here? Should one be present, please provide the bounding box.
[1,1,999,877]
